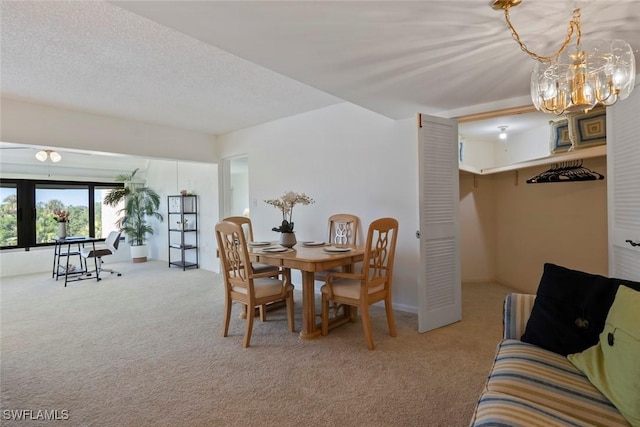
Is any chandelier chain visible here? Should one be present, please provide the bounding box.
[492,0,635,115]
[504,8,582,63]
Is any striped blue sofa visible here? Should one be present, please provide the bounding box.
[469,293,630,427]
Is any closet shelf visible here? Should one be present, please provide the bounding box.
[459,145,606,176]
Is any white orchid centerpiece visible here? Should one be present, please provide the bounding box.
[264,191,314,233]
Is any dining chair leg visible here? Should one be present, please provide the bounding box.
[259,305,267,322]
[241,305,265,321]
[243,303,255,348]
[385,296,397,337]
[286,292,295,332]
[223,297,232,337]
[348,306,358,322]
[321,294,330,336]
[360,302,375,350]
[330,301,340,317]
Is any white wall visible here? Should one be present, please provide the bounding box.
[146,159,219,272]
[217,102,420,313]
[495,125,550,167]
[1,98,217,163]
[0,240,132,278]
[231,170,249,217]
[459,172,496,283]
[460,138,494,170]
[463,124,550,171]
[0,99,220,277]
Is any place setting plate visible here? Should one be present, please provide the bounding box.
[248,241,271,247]
[261,246,289,253]
[302,241,325,247]
[323,246,352,253]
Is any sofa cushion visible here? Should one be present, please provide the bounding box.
[482,339,629,426]
[503,293,536,340]
[521,263,640,356]
[568,285,640,426]
[470,391,614,427]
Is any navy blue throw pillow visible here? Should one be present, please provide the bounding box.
[521,263,640,356]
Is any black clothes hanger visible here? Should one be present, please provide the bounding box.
[526,160,604,184]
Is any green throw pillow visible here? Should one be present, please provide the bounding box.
[568,285,640,426]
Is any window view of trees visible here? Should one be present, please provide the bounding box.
[0,180,122,249]
[0,190,17,247]
[36,187,87,243]
[34,199,103,243]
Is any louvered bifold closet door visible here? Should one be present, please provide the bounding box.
[608,83,640,281]
[417,114,461,333]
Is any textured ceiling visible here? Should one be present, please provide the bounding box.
[1,0,639,175]
[107,0,640,118]
[0,1,341,135]
[3,0,639,136]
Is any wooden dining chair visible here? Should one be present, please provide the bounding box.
[215,220,295,348]
[315,214,360,316]
[314,214,359,280]
[223,216,283,321]
[321,217,398,350]
[327,213,359,246]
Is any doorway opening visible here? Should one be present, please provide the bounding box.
[222,156,249,219]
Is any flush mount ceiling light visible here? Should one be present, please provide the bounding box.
[35,149,62,163]
[498,126,508,140]
[492,0,636,115]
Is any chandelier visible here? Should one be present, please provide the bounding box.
[492,0,636,115]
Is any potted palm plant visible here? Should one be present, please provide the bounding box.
[104,168,163,262]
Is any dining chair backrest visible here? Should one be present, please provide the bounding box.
[327,214,359,245]
[215,221,252,289]
[223,216,254,242]
[361,217,398,291]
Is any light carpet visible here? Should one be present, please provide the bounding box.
[1,261,515,426]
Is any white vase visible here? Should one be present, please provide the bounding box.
[279,232,297,248]
[57,222,67,239]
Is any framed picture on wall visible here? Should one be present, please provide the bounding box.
[569,107,606,149]
[549,118,572,153]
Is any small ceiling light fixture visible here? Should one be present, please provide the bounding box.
[492,0,635,115]
[35,149,62,163]
[498,126,508,140]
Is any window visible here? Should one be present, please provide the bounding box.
[0,184,17,247]
[96,185,123,238]
[36,184,89,243]
[0,179,123,249]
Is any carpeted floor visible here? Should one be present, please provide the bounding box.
[1,261,514,426]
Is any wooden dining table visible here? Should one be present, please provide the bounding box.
[248,243,364,339]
